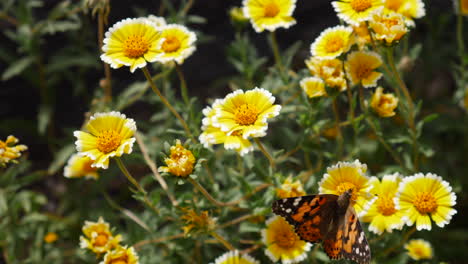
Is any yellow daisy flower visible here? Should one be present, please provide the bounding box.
[361,174,406,235]
[300,77,327,98]
[199,102,254,156]
[211,250,259,264]
[80,217,122,254]
[262,215,311,264]
[351,22,372,50]
[211,88,281,140]
[242,0,297,33]
[370,87,399,117]
[405,239,433,260]
[64,154,99,179]
[305,57,347,91]
[100,18,160,73]
[276,176,306,198]
[44,232,58,243]
[369,10,408,44]
[310,25,353,60]
[332,0,384,26]
[318,160,374,215]
[396,173,457,231]
[345,51,383,88]
[73,111,136,169]
[154,24,196,64]
[100,246,139,264]
[383,0,425,26]
[0,135,27,166]
[159,140,196,177]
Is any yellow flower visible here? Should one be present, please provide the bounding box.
[211,250,259,264]
[0,135,27,167]
[200,101,254,156]
[145,15,166,27]
[305,57,347,91]
[383,0,425,26]
[44,232,58,243]
[276,176,306,198]
[345,51,383,88]
[74,111,136,169]
[370,87,399,117]
[300,77,326,98]
[154,24,197,64]
[181,208,216,236]
[100,246,139,264]
[332,0,383,26]
[396,173,457,231]
[404,239,433,260]
[460,0,468,15]
[242,0,296,32]
[310,25,353,59]
[159,140,196,177]
[318,160,374,215]
[351,22,371,49]
[212,88,281,140]
[64,154,99,179]
[80,217,122,254]
[369,10,408,44]
[361,174,406,234]
[262,215,311,264]
[100,18,160,73]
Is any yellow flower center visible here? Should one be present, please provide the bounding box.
[350,0,372,12]
[0,141,6,149]
[377,195,397,216]
[94,233,109,247]
[356,65,372,79]
[382,17,399,28]
[325,36,345,53]
[275,229,296,248]
[97,130,122,154]
[413,192,438,214]
[385,0,403,11]
[264,2,280,17]
[336,182,358,202]
[123,34,150,58]
[234,103,259,126]
[230,130,243,137]
[162,35,181,53]
[82,159,96,173]
[110,256,128,264]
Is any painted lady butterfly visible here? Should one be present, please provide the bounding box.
[272,189,371,264]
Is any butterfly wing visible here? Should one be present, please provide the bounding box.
[340,207,371,264]
[272,194,338,243]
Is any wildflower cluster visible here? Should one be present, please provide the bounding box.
[0,135,27,167]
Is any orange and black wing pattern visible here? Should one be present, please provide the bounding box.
[340,207,371,264]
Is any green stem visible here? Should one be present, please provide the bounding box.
[331,97,344,159]
[210,231,235,250]
[254,138,275,169]
[142,66,195,141]
[98,11,112,102]
[187,177,238,207]
[269,31,284,74]
[457,12,467,90]
[175,63,190,106]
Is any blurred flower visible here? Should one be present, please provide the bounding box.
[351,22,371,50]
[370,87,399,117]
[73,111,136,169]
[145,15,166,27]
[154,24,197,64]
[310,25,353,59]
[199,101,254,156]
[100,246,139,264]
[230,6,249,23]
[322,126,339,139]
[44,232,58,243]
[242,0,296,32]
[361,174,406,234]
[305,57,347,91]
[159,140,195,177]
[405,239,433,260]
[181,208,216,236]
[332,0,383,26]
[300,77,326,98]
[80,217,122,254]
[369,10,408,44]
[64,154,99,179]
[0,135,27,167]
[345,51,383,88]
[460,0,468,15]
[211,88,281,140]
[211,250,259,264]
[319,160,374,215]
[262,215,311,264]
[383,0,425,26]
[100,18,160,73]
[396,173,457,231]
[276,176,306,198]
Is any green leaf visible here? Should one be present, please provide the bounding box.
[38,104,52,135]
[47,144,75,175]
[1,56,34,80]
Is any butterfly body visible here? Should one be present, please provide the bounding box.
[272,190,371,264]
